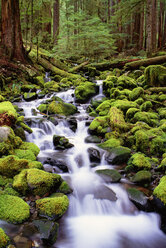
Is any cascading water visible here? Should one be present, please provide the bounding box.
[14,81,166,248]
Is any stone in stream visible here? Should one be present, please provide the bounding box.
[96,169,122,183]
[53,135,74,150]
[131,170,152,184]
[23,92,38,101]
[44,157,69,172]
[66,116,77,132]
[88,147,101,163]
[94,184,117,202]
[33,219,59,245]
[127,188,149,211]
[85,135,101,143]
[105,146,131,165]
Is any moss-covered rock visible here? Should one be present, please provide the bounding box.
[105,146,131,165]
[126,108,140,120]
[140,101,152,112]
[96,100,112,116]
[0,228,10,248]
[135,130,149,152]
[98,137,121,150]
[0,175,13,187]
[44,81,59,91]
[58,181,72,194]
[13,149,36,161]
[153,176,166,205]
[53,135,74,149]
[127,188,148,208]
[48,100,77,116]
[157,158,166,170]
[88,116,109,135]
[96,169,121,183]
[34,76,45,88]
[13,169,62,196]
[134,97,144,105]
[144,65,166,87]
[23,92,37,101]
[19,142,40,156]
[3,184,20,196]
[110,100,138,113]
[131,170,152,184]
[109,107,128,132]
[158,108,166,119]
[21,85,37,92]
[133,111,159,126]
[127,153,151,170]
[0,194,30,223]
[37,104,48,113]
[117,75,137,89]
[36,193,69,220]
[75,82,97,103]
[129,87,144,101]
[0,95,5,102]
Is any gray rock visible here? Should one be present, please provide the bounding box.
[88,147,101,163]
[105,146,131,165]
[85,135,101,143]
[96,169,121,183]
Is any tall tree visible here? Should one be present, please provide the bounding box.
[1,0,27,62]
[53,0,60,44]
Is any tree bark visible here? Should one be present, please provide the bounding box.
[1,0,28,62]
[146,0,152,57]
[53,0,59,44]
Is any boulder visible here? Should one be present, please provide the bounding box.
[85,135,101,143]
[153,176,166,205]
[0,228,9,248]
[23,92,37,101]
[48,100,77,116]
[127,188,148,210]
[66,117,77,132]
[0,194,30,224]
[96,169,121,183]
[105,146,131,165]
[127,153,151,170]
[131,170,152,184]
[53,135,74,149]
[144,65,166,87]
[87,147,101,163]
[75,81,97,103]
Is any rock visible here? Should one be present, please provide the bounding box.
[48,116,59,126]
[129,87,144,101]
[127,153,151,170]
[36,193,69,220]
[33,219,59,244]
[96,169,121,183]
[0,126,11,142]
[94,185,117,201]
[48,99,77,116]
[88,147,101,163]
[98,138,121,149]
[13,168,62,196]
[153,176,166,205]
[131,170,152,184]
[105,146,131,165]
[37,104,48,113]
[66,117,77,132]
[75,81,97,103]
[109,107,128,132]
[13,235,32,248]
[88,116,109,135]
[58,181,73,194]
[0,194,30,224]
[44,158,68,172]
[23,92,37,101]
[144,65,166,87]
[110,99,138,113]
[85,135,101,143]
[53,135,74,150]
[0,228,9,248]
[127,188,148,210]
[21,85,37,92]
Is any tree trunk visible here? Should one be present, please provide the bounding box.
[139,8,144,50]
[146,0,152,57]
[158,1,164,49]
[151,0,157,51]
[53,0,59,44]
[1,0,27,62]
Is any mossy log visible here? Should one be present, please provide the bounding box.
[125,55,166,70]
[146,87,166,93]
[84,59,140,71]
[38,57,78,78]
[69,61,89,73]
[41,54,69,71]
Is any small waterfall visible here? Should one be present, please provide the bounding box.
[13,86,166,248]
[45,72,51,82]
[93,80,105,101]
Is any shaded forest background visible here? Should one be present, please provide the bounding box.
[0,0,166,62]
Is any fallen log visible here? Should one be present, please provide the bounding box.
[145,87,166,93]
[38,57,78,79]
[41,54,69,71]
[125,55,166,70]
[69,61,89,73]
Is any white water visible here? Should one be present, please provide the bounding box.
[14,82,166,248]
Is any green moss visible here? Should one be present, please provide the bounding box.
[13,169,62,196]
[134,97,144,105]
[126,108,140,120]
[96,169,121,183]
[28,161,43,170]
[34,76,45,88]
[128,153,151,169]
[44,81,59,92]
[0,194,30,223]
[131,170,152,184]
[0,101,17,119]
[23,92,37,101]
[89,116,109,134]
[36,194,69,220]
[75,82,97,103]
[109,107,128,132]
[19,142,40,156]
[133,111,159,126]
[37,104,48,113]
[110,100,138,113]
[145,65,166,87]
[0,175,13,187]
[158,94,166,102]
[0,228,9,248]
[20,122,33,133]
[157,158,166,170]
[98,138,121,150]
[135,130,149,152]
[129,87,144,101]
[21,85,37,92]
[3,184,20,196]
[0,95,5,102]
[158,108,166,119]
[117,75,137,89]
[58,181,72,194]
[150,136,166,155]
[13,149,36,161]
[140,101,152,112]
[48,100,77,116]
[153,176,166,205]
[96,100,111,115]
[0,155,29,177]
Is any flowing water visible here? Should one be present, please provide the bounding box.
[11,80,166,247]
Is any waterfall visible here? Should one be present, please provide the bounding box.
[13,85,166,248]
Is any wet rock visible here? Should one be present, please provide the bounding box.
[48,116,58,126]
[131,170,152,184]
[66,117,77,132]
[58,181,73,194]
[33,219,59,245]
[21,85,37,92]
[96,169,121,183]
[53,135,74,150]
[0,126,11,142]
[23,92,37,101]
[88,147,101,163]
[105,146,131,165]
[94,185,117,201]
[13,235,32,248]
[85,135,101,143]
[127,188,148,210]
[44,158,68,172]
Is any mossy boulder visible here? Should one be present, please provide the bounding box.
[126,108,140,120]
[105,146,131,165]
[127,188,148,209]
[135,130,149,153]
[13,149,36,161]
[13,168,62,196]
[19,142,40,156]
[44,81,59,92]
[110,100,138,113]
[34,76,45,88]
[109,107,128,132]
[117,75,137,89]
[23,92,37,101]
[96,100,112,115]
[140,101,152,112]
[58,181,72,194]
[96,169,121,183]
[36,193,69,220]
[0,101,17,119]
[85,135,101,143]
[158,108,166,119]
[75,82,97,103]
[0,95,5,102]
[88,116,109,135]
[129,87,144,101]
[37,104,48,113]
[53,135,74,149]
[0,194,30,224]
[144,65,166,87]
[131,170,152,184]
[0,228,10,248]
[127,153,151,170]
[21,85,37,92]
[98,138,121,150]
[48,100,77,116]
[133,111,159,126]
[156,158,166,170]
[153,176,166,205]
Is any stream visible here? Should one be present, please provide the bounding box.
[7,80,166,247]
